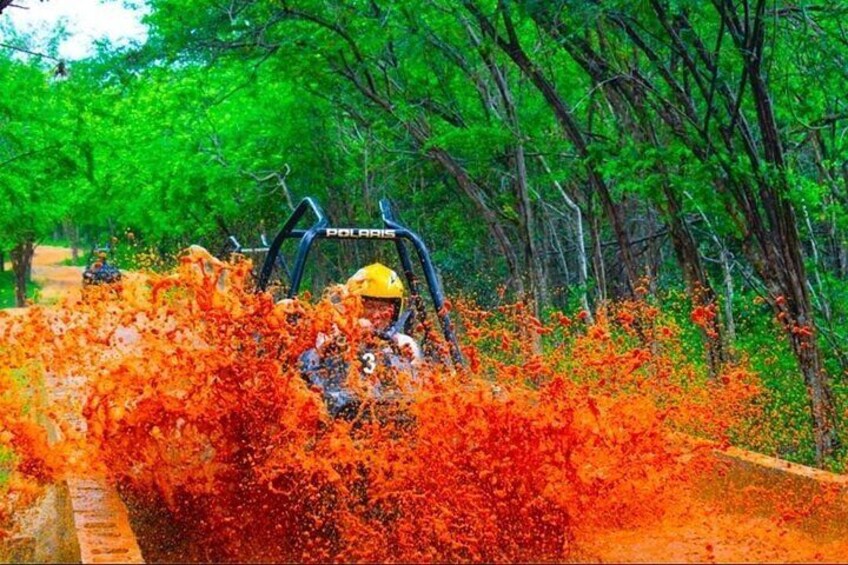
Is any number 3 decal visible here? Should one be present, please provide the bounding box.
[361,352,377,374]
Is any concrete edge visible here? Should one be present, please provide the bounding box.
[66,478,144,564]
[684,433,848,540]
[675,431,848,485]
[717,444,848,485]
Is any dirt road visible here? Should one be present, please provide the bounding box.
[3,246,83,314]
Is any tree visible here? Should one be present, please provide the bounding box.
[500,0,841,460]
[0,54,72,306]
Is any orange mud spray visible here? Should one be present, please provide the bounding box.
[0,248,846,562]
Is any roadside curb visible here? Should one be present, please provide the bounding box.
[691,439,848,539]
[67,478,144,564]
[716,444,848,485]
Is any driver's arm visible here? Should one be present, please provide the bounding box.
[392,333,423,365]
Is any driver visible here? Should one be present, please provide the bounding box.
[345,263,422,361]
[299,263,423,418]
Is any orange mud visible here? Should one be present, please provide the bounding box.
[582,505,848,563]
[1,248,847,561]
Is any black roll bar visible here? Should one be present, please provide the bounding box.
[256,197,328,292]
[379,200,464,366]
[229,234,292,280]
[258,197,464,366]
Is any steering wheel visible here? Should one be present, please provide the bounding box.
[377,308,415,342]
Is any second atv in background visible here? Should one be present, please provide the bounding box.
[82,247,122,286]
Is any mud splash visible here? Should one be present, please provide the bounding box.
[0,250,844,561]
[0,319,58,544]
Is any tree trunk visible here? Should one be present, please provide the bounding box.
[514,143,547,313]
[643,202,662,297]
[664,189,727,377]
[66,220,80,262]
[539,155,594,321]
[10,239,34,308]
[613,0,840,462]
[841,241,848,280]
[472,32,547,311]
[728,0,839,462]
[751,194,840,464]
[522,2,729,333]
[588,208,607,304]
[426,145,524,296]
[779,293,839,464]
[546,215,570,293]
[720,248,736,346]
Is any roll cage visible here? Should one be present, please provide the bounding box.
[234,198,464,367]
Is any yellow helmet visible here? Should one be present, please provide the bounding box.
[346,263,404,301]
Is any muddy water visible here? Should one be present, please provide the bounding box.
[1,249,847,562]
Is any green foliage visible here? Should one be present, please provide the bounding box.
[655,286,820,464]
[59,255,88,267]
[0,57,74,252]
[0,446,12,488]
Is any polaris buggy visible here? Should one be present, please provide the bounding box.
[232,198,464,419]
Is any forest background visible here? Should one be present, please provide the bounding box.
[2,0,848,468]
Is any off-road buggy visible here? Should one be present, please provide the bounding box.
[233,197,464,419]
